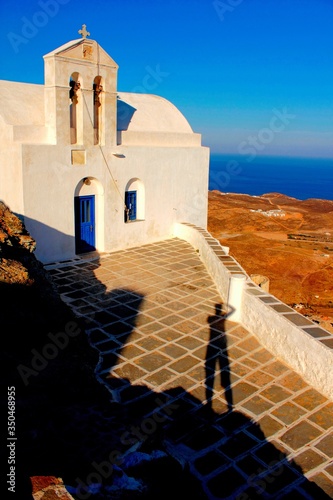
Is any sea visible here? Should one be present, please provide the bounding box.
[209,155,333,201]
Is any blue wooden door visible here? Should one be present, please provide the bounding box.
[75,195,96,253]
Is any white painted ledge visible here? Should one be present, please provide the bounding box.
[174,222,333,401]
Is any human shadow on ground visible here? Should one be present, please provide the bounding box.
[206,303,234,412]
[3,256,332,500]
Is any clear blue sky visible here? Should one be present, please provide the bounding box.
[0,0,332,158]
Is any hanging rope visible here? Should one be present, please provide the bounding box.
[81,89,128,213]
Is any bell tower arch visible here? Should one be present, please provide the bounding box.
[43,26,118,146]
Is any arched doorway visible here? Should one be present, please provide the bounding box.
[74,177,104,254]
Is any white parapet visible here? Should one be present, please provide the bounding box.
[227,274,247,322]
[174,222,333,401]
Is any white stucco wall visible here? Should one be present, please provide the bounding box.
[21,143,209,263]
[0,117,24,215]
[0,81,45,126]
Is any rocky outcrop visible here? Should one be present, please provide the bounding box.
[31,476,75,500]
[0,201,69,329]
[0,201,36,284]
[0,202,107,498]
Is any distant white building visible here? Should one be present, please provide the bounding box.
[0,28,209,263]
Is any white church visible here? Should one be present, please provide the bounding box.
[0,26,209,264]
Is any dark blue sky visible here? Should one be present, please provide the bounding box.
[0,0,332,158]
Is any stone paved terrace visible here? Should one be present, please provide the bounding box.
[45,238,333,499]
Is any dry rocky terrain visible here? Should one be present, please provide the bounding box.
[208,190,333,333]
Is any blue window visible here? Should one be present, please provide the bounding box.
[125,191,137,222]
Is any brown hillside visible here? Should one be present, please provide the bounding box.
[207,191,333,333]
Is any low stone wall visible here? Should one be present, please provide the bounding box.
[174,222,333,401]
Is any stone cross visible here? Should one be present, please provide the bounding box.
[78,24,90,39]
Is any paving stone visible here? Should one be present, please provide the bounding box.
[168,355,200,373]
[156,328,184,341]
[144,368,176,387]
[96,338,123,353]
[278,371,309,392]
[217,410,254,432]
[175,335,206,351]
[320,338,333,348]
[237,336,262,352]
[280,487,315,499]
[111,362,147,381]
[259,464,302,496]
[293,388,328,411]
[210,396,230,414]
[137,321,165,335]
[159,313,185,326]
[280,421,323,450]
[188,384,208,402]
[158,343,187,359]
[308,473,333,498]
[103,321,133,336]
[236,453,268,476]
[133,335,165,351]
[231,381,258,404]
[171,375,198,392]
[262,360,290,377]
[116,343,146,360]
[239,356,262,370]
[142,306,171,319]
[88,328,111,344]
[231,362,253,377]
[194,450,228,476]
[184,425,226,451]
[257,415,285,438]
[192,345,208,360]
[241,395,274,415]
[271,401,307,425]
[308,403,333,430]
[133,352,171,372]
[219,431,259,459]
[228,346,248,360]
[180,307,204,320]
[326,462,333,477]
[253,440,288,465]
[244,369,275,387]
[293,448,327,473]
[315,434,333,457]
[259,385,293,404]
[207,466,247,498]
[248,348,275,364]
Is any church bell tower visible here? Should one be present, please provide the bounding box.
[43,25,119,146]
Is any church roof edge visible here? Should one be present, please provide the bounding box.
[43,38,92,58]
